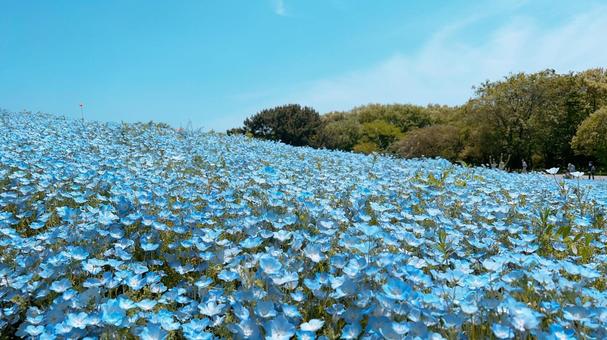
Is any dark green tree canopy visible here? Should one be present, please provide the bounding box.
[238,104,321,147]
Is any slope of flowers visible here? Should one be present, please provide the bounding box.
[1,112,607,339]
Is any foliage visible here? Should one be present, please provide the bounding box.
[354,119,403,153]
[572,106,607,165]
[350,103,434,131]
[313,104,439,152]
[235,104,321,146]
[390,124,462,160]
[461,69,607,167]
[311,113,361,150]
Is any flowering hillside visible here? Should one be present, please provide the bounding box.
[1,112,607,339]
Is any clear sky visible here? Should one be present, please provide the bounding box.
[1,0,606,131]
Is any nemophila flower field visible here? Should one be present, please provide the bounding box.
[1,112,607,339]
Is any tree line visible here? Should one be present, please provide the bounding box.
[228,68,607,170]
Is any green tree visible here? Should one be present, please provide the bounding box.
[465,71,558,166]
[238,104,321,146]
[313,104,439,153]
[351,104,434,131]
[529,71,606,166]
[460,69,603,167]
[579,68,607,113]
[571,106,607,166]
[356,120,402,152]
[312,114,361,150]
[390,125,462,160]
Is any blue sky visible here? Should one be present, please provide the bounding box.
[1,0,606,130]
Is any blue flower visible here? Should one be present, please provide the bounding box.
[241,236,263,249]
[101,299,126,327]
[138,322,168,340]
[304,243,325,263]
[66,246,89,261]
[300,319,324,332]
[49,278,72,293]
[259,254,283,275]
[229,319,262,338]
[549,323,576,340]
[233,303,250,321]
[98,208,118,225]
[126,274,146,290]
[482,258,503,272]
[255,301,277,319]
[294,330,314,340]
[218,269,239,282]
[157,310,180,331]
[264,315,296,340]
[563,306,589,322]
[382,278,411,300]
[118,295,137,310]
[340,323,361,339]
[392,321,410,335]
[198,300,226,317]
[273,230,292,242]
[66,312,90,329]
[182,318,210,337]
[54,321,73,334]
[491,323,514,339]
[282,304,302,319]
[24,324,45,336]
[61,288,78,301]
[136,299,158,311]
[460,299,479,315]
[290,290,305,302]
[508,302,542,332]
[141,241,160,251]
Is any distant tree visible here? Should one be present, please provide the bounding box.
[579,68,607,113]
[312,115,361,150]
[351,104,434,131]
[312,104,435,152]
[226,127,245,135]
[238,104,321,146]
[355,120,403,152]
[464,71,557,166]
[571,106,607,166]
[390,125,462,160]
[224,69,607,167]
[528,72,604,166]
[460,69,605,167]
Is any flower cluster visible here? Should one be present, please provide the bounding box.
[1,112,607,339]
